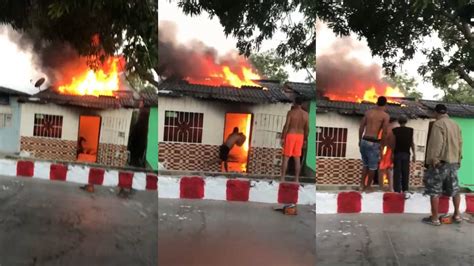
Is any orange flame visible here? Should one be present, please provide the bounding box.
[57,57,124,97]
[187,65,260,88]
[325,85,405,103]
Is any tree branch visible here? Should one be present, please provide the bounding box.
[455,65,474,89]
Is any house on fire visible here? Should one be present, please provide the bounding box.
[315,97,474,190]
[157,80,315,177]
[16,88,142,167]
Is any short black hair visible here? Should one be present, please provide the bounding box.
[294,97,303,105]
[398,115,408,125]
[435,104,447,114]
[233,127,239,133]
[377,96,387,106]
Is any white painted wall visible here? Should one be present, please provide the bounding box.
[316,112,431,160]
[19,103,133,145]
[158,96,291,147]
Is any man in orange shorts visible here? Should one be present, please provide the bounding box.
[281,97,309,183]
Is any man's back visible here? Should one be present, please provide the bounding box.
[364,109,389,139]
[287,108,308,134]
[428,116,462,164]
[393,126,414,154]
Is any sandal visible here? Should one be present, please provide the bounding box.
[422,217,441,226]
[452,215,462,224]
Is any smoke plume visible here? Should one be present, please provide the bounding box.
[158,20,257,81]
[316,28,390,100]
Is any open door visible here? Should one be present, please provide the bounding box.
[223,113,252,173]
[77,116,101,163]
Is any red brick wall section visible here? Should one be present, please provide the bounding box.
[20,137,128,167]
[159,142,221,172]
[316,157,424,186]
[247,147,282,176]
[97,143,128,167]
[20,137,76,161]
[158,143,283,175]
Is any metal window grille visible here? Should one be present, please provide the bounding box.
[0,113,12,128]
[316,127,348,157]
[33,114,63,138]
[163,111,203,143]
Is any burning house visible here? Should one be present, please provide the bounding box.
[157,80,315,176]
[315,95,474,190]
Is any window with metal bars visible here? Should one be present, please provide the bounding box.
[163,111,203,143]
[316,127,347,157]
[33,114,63,138]
[0,113,12,128]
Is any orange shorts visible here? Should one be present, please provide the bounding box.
[283,133,304,157]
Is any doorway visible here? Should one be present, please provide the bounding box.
[223,113,252,173]
[77,115,101,163]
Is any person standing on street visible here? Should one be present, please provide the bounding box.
[422,104,463,226]
[281,97,309,183]
[392,115,416,197]
[358,96,390,192]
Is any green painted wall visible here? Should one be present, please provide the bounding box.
[306,101,316,172]
[452,117,474,190]
[146,107,158,170]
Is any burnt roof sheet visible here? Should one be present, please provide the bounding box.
[419,100,474,118]
[316,98,431,118]
[19,89,139,109]
[140,91,158,107]
[158,81,291,104]
[285,82,316,100]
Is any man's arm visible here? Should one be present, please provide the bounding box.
[281,111,291,143]
[459,127,463,165]
[381,114,389,141]
[359,115,367,145]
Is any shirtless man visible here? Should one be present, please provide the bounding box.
[359,96,390,192]
[281,97,309,183]
[219,127,246,172]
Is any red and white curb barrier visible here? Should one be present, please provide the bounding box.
[0,159,157,191]
[158,176,316,205]
[316,191,474,214]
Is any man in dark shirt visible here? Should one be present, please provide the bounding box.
[392,115,416,195]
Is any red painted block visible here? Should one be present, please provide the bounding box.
[118,171,134,189]
[278,182,299,204]
[146,174,158,190]
[180,176,204,199]
[383,193,405,213]
[337,192,362,213]
[50,164,67,181]
[88,168,105,185]
[466,194,474,214]
[226,179,250,202]
[17,160,34,177]
[438,196,450,214]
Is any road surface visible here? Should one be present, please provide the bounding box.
[158,199,316,266]
[316,214,474,266]
[0,175,158,266]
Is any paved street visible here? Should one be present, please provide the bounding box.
[0,175,158,266]
[158,199,316,266]
[317,214,474,266]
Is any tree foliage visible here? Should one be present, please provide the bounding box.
[315,0,473,89]
[176,0,316,72]
[434,72,474,104]
[0,0,158,87]
[384,73,423,100]
[249,50,289,82]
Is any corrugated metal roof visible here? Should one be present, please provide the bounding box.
[158,80,292,104]
[285,82,316,100]
[19,88,140,109]
[419,100,474,118]
[0,86,30,96]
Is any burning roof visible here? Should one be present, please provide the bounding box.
[157,80,314,104]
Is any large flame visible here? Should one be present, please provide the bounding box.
[325,85,404,103]
[57,56,124,97]
[185,56,261,88]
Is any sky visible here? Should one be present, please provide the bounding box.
[158,0,310,83]
[316,21,444,100]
